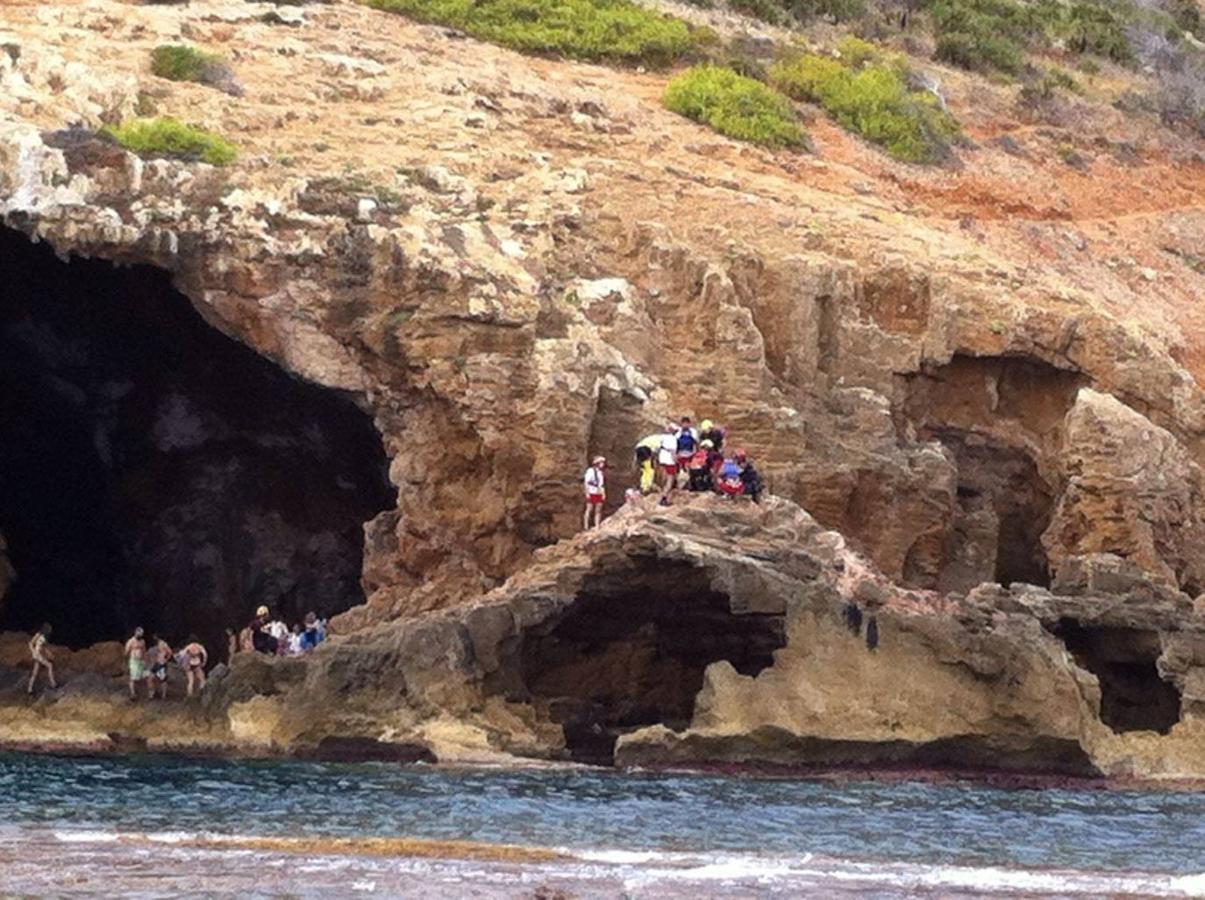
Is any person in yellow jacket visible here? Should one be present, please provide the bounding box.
[634,433,661,494]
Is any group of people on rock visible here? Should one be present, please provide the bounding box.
[25,603,329,699]
[124,627,209,700]
[233,605,327,657]
[26,622,209,700]
[582,415,765,529]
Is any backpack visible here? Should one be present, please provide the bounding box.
[688,448,709,470]
[676,430,696,454]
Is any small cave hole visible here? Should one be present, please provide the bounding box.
[1050,619,1181,734]
[0,228,396,651]
[515,561,786,765]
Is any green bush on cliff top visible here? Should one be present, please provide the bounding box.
[102,117,238,166]
[363,0,699,66]
[770,47,960,164]
[149,44,240,95]
[664,65,806,148]
[150,45,223,82]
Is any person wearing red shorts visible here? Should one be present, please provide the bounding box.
[583,455,608,530]
[656,423,679,506]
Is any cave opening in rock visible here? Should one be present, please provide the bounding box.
[1051,619,1181,734]
[515,560,786,764]
[900,355,1088,592]
[0,228,395,651]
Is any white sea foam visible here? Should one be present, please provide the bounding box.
[52,829,120,843]
[569,848,1205,896]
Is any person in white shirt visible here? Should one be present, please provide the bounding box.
[657,423,680,504]
[583,455,607,530]
[266,618,290,654]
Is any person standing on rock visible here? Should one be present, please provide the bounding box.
[675,416,699,475]
[124,627,149,701]
[148,634,173,701]
[634,433,660,494]
[583,455,607,530]
[27,623,57,694]
[657,423,679,506]
[180,636,208,698]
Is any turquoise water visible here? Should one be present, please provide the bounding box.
[4,753,1205,868]
[3,753,1205,896]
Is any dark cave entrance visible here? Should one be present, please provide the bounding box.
[0,228,395,651]
[931,427,1054,589]
[515,560,786,765]
[1050,620,1181,734]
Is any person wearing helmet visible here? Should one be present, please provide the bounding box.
[583,455,608,530]
[699,419,726,454]
[736,448,764,503]
[249,605,278,655]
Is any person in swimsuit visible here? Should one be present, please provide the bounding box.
[27,623,57,694]
[124,627,149,701]
[148,635,173,700]
[181,636,208,697]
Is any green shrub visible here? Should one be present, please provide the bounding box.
[363,0,698,66]
[1065,2,1133,62]
[934,29,1024,74]
[730,0,785,23]
[788,0,865,21]
[151,45,218,81]
[150,44,240,94]
[835,35,882,65]
[664,65,806,147]
[1164,0,1201,33]
[926,0,1141,72]
[102,118,237,165]
[770,52,960,162]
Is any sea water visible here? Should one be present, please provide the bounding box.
[2,752,1204,897]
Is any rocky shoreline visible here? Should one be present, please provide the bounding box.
[3,496,1205,782]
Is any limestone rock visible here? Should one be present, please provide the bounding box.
[1043,389,1205,591]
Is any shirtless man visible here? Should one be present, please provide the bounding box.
[27,623,57,694]
[124,627,149,700]
[180,636,208,698]
[148,635,173,700]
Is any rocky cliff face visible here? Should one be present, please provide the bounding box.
[1,0,1204,776]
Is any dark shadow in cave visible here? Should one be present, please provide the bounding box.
[899,355,1088,592]
[1050,619,1181,734]
[931,427,1054,588]
[0,228,395,651]
[515,560,786,765]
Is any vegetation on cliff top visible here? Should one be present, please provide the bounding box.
[102,118,238,166]
[770,38,960,163]
[149,44,239,94]
[363,0,702,65]
[664,65,806,147]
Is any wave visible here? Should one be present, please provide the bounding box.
[40,828,1205,896]
[577,848,1205,896]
